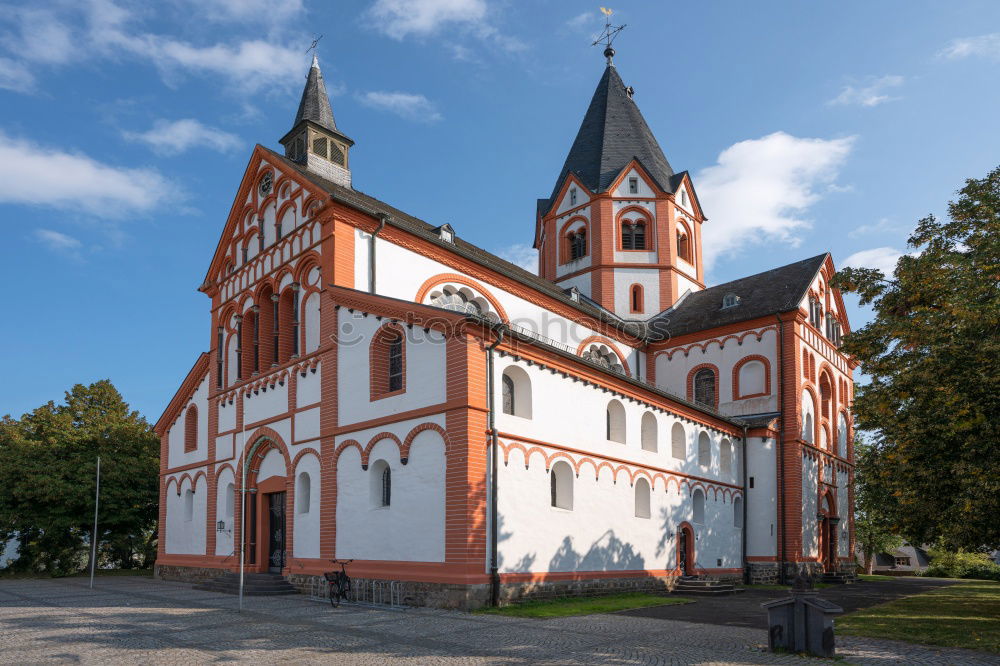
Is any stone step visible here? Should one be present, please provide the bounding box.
[194,573,299,596]
[675,579,727,587]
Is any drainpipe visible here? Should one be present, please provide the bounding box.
[741,422,749,585]
[775,313,787,584]
[486,324,505,607]
[368,214,387,294]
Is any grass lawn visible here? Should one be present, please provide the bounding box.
[475,592,693,619]
[837,580,1000,653]
[857,574,897,582]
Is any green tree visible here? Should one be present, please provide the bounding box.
[853,438,903,574]
[833,166,1000,550]
[0,380,159,575]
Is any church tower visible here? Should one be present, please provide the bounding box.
[534,47,706,319]
[280,55,355,187]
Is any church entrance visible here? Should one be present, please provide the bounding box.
[819,493,837,573]
[677,524,694,575]
[267,492,286,573]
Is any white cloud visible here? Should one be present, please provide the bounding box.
[188,0,304,24]
[841,246,908,276]
[123,119,242,156]
[366,0,526,55]
[829,75,904,107]
[939,33,1000,60]
[34,229,82,252]
[0,8,75,65]
[359,91,443,122]
[495,243,537,274]
[566,12,596,31]
[0,132,174,218]
[697,131,855,269]
[368,0,488,39]
[0,56,33,92]
[0,0,305,95]
[848,217,905,239]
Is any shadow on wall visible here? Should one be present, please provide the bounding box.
[549,531,645,572]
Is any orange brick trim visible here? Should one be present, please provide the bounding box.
[290,447,321,472]
[183,405,198,452]
[155,354,210,435]
[401,422,450,461]
[413,273,511,323]
[497,434,743,494]
[575,335,632,377]
[363,431,403,468]
[629,283,644,314]
[648,317,782,352]
[615,206,655,252]
[369,321,407,401]
[732,354,772,400]
[654,327,777,360]
[686,363,720,408]
[558,216,589,265]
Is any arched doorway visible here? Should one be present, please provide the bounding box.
[237,435,291,574]
[818,492,838,573]
[677,523,695,576]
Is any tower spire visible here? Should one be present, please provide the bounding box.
[279,52,354,187]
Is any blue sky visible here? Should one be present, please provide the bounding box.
[1,0,998,422]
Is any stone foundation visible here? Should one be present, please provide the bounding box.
[155,566,691,610]
[287,572,676,610]
[155,564,229,584]
[747,562,780,585]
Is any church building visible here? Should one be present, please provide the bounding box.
[155,47,857,607]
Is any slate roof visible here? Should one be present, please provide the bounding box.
[646,254,828,342]
[541,65,675,215]
[293,55,338,133]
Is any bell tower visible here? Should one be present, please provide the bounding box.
[280,55,355,188]
[533,47,706,319]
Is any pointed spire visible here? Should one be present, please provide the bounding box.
[293,56,337,133]
[280,56,354,187]
[544,64,674,212]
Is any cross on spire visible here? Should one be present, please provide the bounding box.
[592,7,626,65]
[306,34,323,66]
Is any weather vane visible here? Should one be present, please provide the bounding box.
[306,34,323,56]
[592,7,626,65]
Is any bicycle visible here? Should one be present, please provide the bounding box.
[324,559,353,607]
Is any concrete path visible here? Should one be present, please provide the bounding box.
[1,576,997,665]
[622,577,964,629]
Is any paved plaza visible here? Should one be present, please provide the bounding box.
[1,576,997,665]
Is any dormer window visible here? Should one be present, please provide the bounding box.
[722,293,740,309]
[569,287,581,302]
[437,224,455,243]
[628,177,638,194]
[570,188,577,206]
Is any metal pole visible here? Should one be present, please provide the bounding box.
[238,427,247,612]
[89,456,100,589]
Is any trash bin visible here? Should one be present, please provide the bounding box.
[760,575,843,657]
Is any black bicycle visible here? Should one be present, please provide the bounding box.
[324,559,353,607]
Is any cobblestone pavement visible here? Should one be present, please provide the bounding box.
[1,577,997,665]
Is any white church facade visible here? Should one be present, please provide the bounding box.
[155,51,857,607]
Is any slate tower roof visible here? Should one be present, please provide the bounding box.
[543,64,675,214]
[294,55,338,133]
